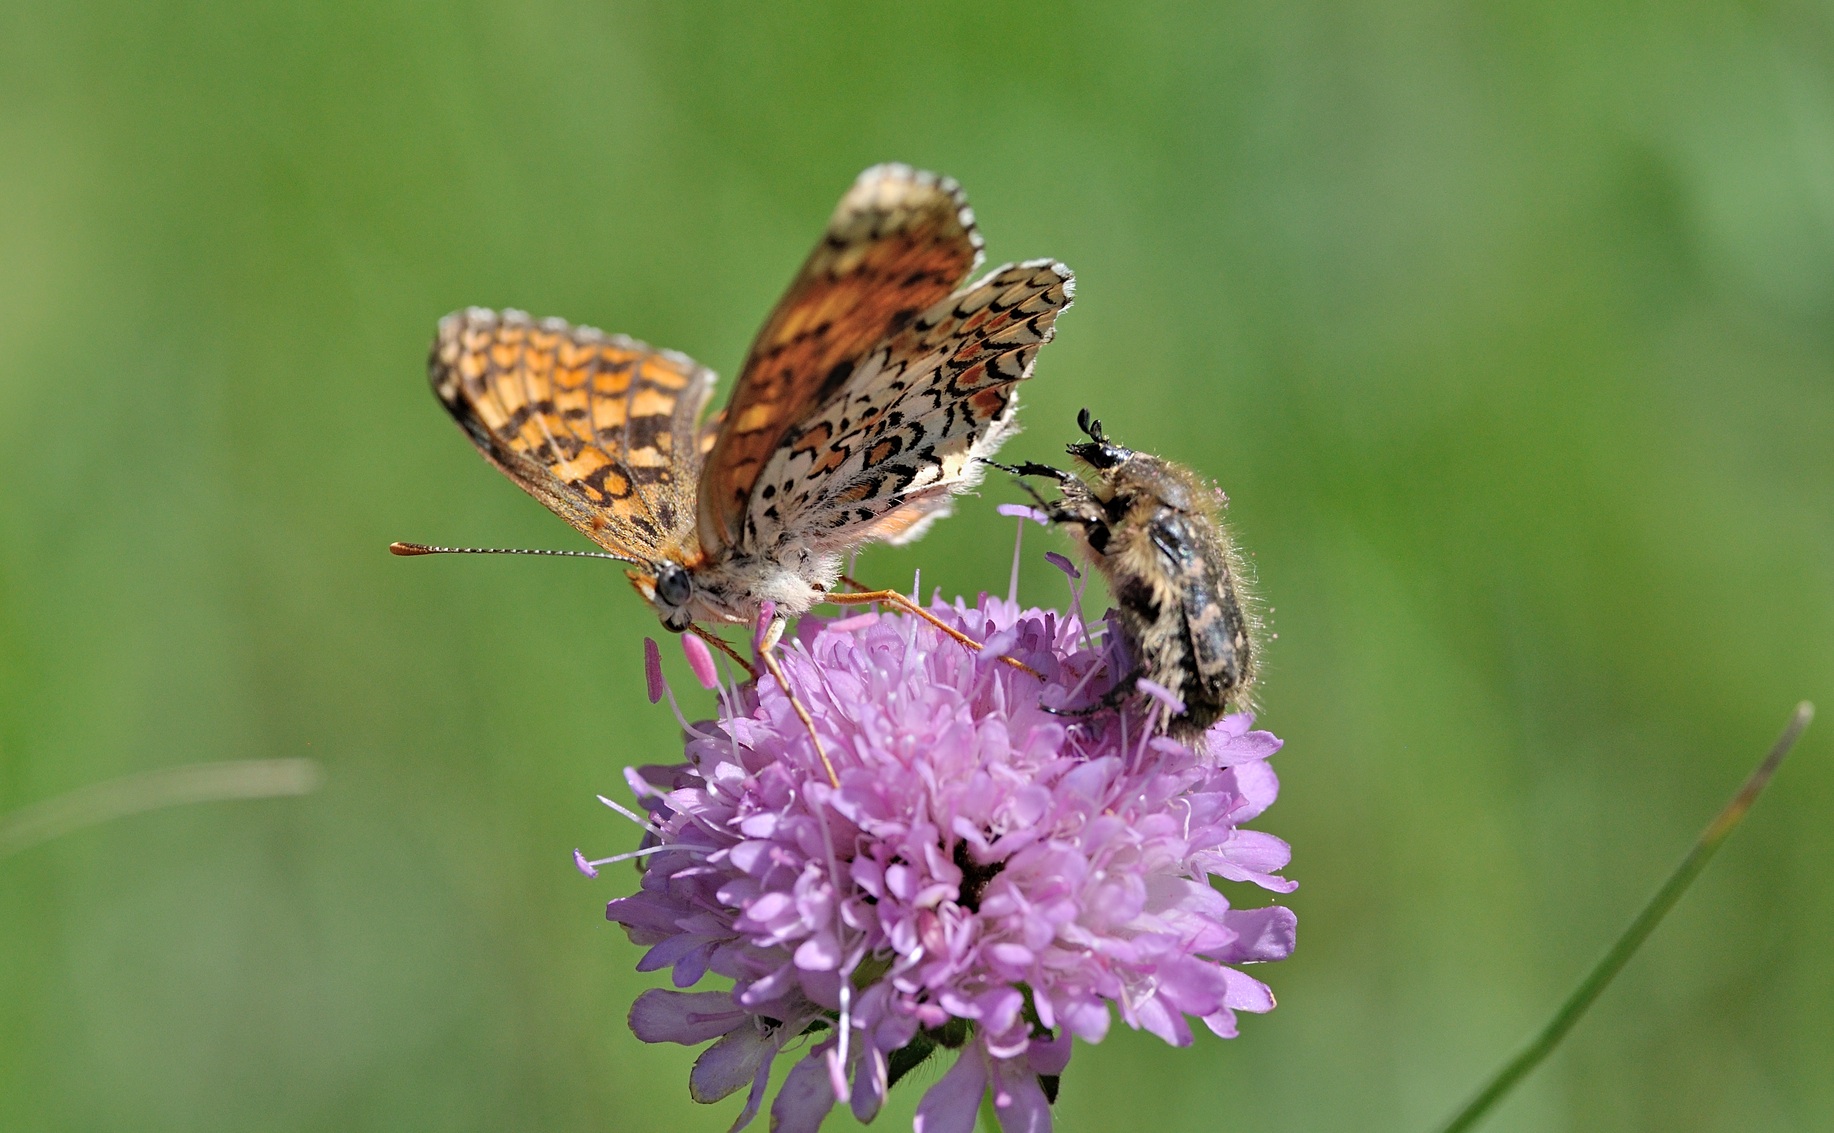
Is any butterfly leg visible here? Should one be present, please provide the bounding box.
[754,616,841,788]
[821,589,1045,680]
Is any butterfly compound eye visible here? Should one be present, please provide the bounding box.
[655,563,692,608]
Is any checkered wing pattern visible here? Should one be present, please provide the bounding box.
[739,259,1075,555]
[697,164,984,556]
[429,308,714,565]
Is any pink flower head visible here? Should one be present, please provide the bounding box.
[595,595,1296,1132]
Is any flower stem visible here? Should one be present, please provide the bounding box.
[1435,701,1813,1133]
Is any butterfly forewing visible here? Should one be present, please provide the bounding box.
[697,164,985,556]
[430,308,713,563]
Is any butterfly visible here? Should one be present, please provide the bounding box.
[400,165,1074,648]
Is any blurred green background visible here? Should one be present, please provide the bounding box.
[3,2,1831,1130]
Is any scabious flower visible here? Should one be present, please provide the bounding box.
[589,587,1296,1133]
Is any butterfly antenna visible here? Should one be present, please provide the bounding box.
[388,541,633,563]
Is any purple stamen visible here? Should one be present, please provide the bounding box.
[980,626,1018,661]
[1044,551,1080,579]
[622,766,660,799]
[1009,512,1026,603]
[996,503,1049,525]
[597,794,655,829]
[642,637,664,705]
[583,844,694,870]
[1135,677,1187,715]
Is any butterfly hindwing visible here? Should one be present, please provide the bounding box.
[697,164,985,556]
[430,308,714,563]
[740,259,1075,554]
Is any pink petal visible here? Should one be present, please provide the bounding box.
[628,989,746,1045]
[997,503,1049,524]
[770,1051,840,1133]
[913,1047,989,1133]
[738,963,797,1005]
[1200,830,1298,893]
[1061,1000,1111,1044]
[1213,713,1253,737]
[976,987,1026,1040]
[1131,993,1193,1046]
[851,1045,889,1122]
[987,942,1035,968]
[690,1025,770,1103]
[1221,966,1277,1013]
[1026,1031,1072,1077]
[1222,830,1293,873]
[1205,724,1282,765]
[1153,958,1231,1017]
[1218,906,1297,963]
[1226,760,1280,820]
[990,1056,1053,1133]
[724,1040,779,1132]
[742,891,793,924]
[727,840,776,875]
[635,933,703,974]
[670,942,712,987]
[794,931,842,971]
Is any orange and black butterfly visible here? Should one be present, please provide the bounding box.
[402,165,1073,638]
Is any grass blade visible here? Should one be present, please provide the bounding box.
[1435,702,1813,1133]
[0,758,323,859]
